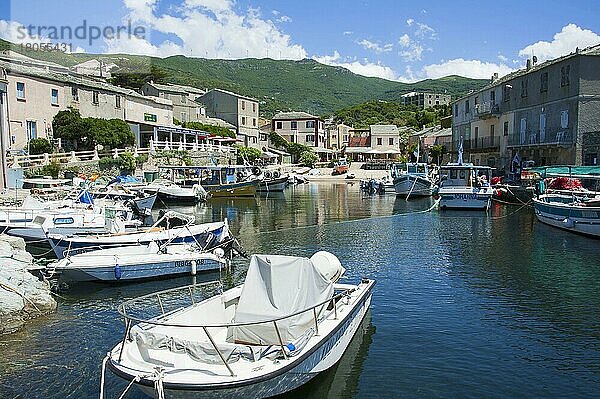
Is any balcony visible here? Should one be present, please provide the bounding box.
[470,136,499,151]
[474,101,500,119]
[506,130,574,147]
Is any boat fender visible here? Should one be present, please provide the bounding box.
[563,218,575,228]
[264,171,272,179]
[237,172,245,180]
[252,167,261,176]
[191,260,197,275]
[114,264,122,280]
[273,171,281,178]
[286,343,296,351]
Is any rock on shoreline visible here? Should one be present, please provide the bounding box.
[0,235,57,334]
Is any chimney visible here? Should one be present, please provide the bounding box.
[526,59,532,70]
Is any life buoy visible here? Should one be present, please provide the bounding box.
[252,167,261,176]
[264,171,272,179]
[273,171,281,178]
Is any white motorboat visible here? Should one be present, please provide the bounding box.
[257,170,288,192]
[46,212,232,259]
[143,179,207,203]
[437,164,494,210]
[102,251,375,399]
[391,163,434,198]
[48,241,230,282]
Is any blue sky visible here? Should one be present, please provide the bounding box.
[2,0,600,82]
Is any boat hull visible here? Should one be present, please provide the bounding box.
[205,181,257,198]
[393,175,433,197]
[533,196,600,238]
[109,282,374,399]
[439,189,493,210]
[257,177,288,192]
[56,257,224,282]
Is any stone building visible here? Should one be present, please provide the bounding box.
[401,92,452,109]
[452,44,600,169]
[271,111,332,160]
[140,82,205,124]
[198,88,260,148]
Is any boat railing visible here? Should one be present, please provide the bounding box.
[116,280,359,376]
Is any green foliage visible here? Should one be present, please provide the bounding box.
[40,161,61,178]
[28,138,53,155]
[154,150,192,166]
[268,132,288,149]
[109,64,169,90]
[429,144,446,164]
[98,156,121,170]
[299,151,319,168]
[236,145,262,164]
[182,121,236,138]
[52,109,134,150]
[268,132,313,162]
[136,154,149,166]
[173,118,182,126]
[119,151,137,173]
[333,100,449,129]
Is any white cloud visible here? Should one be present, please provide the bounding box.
[415,22,436,40]
[277,15,292,23]
[421,58,514,79]
[107,0,307,59]
[406,18,414,27]
[358,39,393,53]
[313,51,398,81]
[397,33,423,61]
[497,54,508,62]
[519,23,600,62]
[0,19,49,45]
[343,31,352,36]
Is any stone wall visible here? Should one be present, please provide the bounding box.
[0,235,57,334]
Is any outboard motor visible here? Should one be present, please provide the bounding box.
[310,251,346,283]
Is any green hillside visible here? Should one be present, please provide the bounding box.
[1,40,487,116]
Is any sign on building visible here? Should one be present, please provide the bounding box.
[144,113,157,122]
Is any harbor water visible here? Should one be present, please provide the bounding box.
[0,182,599,398]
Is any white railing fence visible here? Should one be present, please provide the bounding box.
[7,139,237,170]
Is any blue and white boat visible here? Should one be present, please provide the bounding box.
[48,241,230,282]
[102,251,375,399]
[390,162,434,197]
[533,193,600,238]
[437,164,494,210]
[46,212,231,259]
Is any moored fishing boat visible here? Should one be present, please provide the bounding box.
[143,179,207,203]
[437,164,494,210]
[102,251,375,399]
[257,170,288,192]
[47,241,232,283]
[46,212,232,259]
[390,162,434,198]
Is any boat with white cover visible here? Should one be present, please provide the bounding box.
[390,163,434,197]
[102,251,375,399]
[143,179,207,203]
[46,212,232,259]
[48,241,231,282]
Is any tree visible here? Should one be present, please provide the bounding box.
[429,144,445,165]
[109,65,169,90]
[183,121,236,138]
[28,138,53,155]
[299,151,318,168]
[236,145,262,164]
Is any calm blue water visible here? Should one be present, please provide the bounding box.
[1,182,599,398]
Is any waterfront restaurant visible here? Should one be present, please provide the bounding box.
[138,125,240,149]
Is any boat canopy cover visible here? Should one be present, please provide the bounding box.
[527,165,600,178]
[232,254,334,346]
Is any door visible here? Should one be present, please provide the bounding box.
[539,114,546,143]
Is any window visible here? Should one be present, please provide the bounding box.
[16,82,25,99]
[290,135,295,143]
[539,114,546,142]
[560,65,570,87]
[474,126,479,140]
[252,118,256,127]
[474,96,479,105]
[241,100,246,110]
[26,121,37,140]
[561,110,569,128]
[306,134,315,142]
[490,124,495,137]
[377,137,382,146]
[92,91,99,105]
[181,112,187,123]
[454,104,458,116]
[276,121,282,129]
[540,72,548,92]
[503,121,509,136]
[291,121,298,129]
[520,118,527,144]
[389,137,394,145]
[252,103,256,112]
[51,89,59,105]
[503,85,510,102]
[306,120,315,128]
[241,116,247,125]
[181,94,186,103]
[490,90,495,103]
[521,79,528,98]
[465,100,470,114]
[115,95,121,109]
[71,86,79,101]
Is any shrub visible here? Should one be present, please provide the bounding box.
[236,145,262,164]
[98,156,120,170]
[299,151,319,168]
[40,161,61,178]
[28,138,53,155]
[183,121,236,138]
[119,151,137,174]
